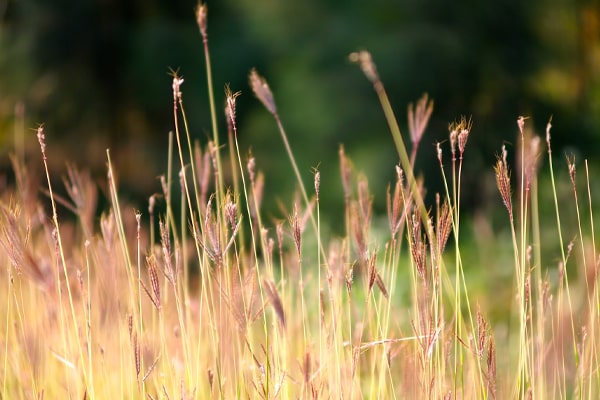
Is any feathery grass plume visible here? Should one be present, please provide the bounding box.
[9,155,39,219]
[457,116,472,158]
[449,122,458,161]
[172,74,184,106]
[0,203,52,290]
[263,280,285,329]
[247,156,256,184]
[387,165,406,241]
[159,220,175,284]
[365,252,388,298]
[367,252,377,295]
[545,116,553,149]
[476,310,489,358]
[408,93,433,146]
[247,158,265,228]
[348,50,380,84]
[63,165,97,237]
[495,145,513,220]
[195,3,207,39]
[197,196,223,267]
[224,191,237,231]
[313,168,320,201]
[225,84,241,125]
[289,204,302,259]
[249,69,277,115]
[374,270,388,299]
[410,211,428,287]
[435,196,452,257]
[567,155,576,187]
[407,93,433,166]
[142,255,161,310]
[436,142,443,165]
[345,264,354,294]
[517,115,528,135]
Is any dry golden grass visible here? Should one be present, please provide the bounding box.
[1,4,600,399]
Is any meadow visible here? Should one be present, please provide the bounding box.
[1,4,599,399]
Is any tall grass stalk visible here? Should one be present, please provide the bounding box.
[39,126,88,396]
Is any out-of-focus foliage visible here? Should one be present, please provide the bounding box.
[1,0,598,215]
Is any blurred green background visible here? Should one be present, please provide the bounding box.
[1,0,599,223]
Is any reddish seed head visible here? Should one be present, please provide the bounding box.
[196,3,207,38]
[494,151,513,219]
[249,69,277,115]
[349,50,380,84]
[225,85,241,126]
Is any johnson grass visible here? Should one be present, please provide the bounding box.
[1,4,599,399]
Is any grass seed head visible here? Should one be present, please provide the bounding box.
[225,85,241,128]
[172,74,184,102]
[436,200,452,257]
[313,168,320,200]
[408,93,433,145]
[517,115,528,135]
[567,155,576,186]
[546,116,553,149]
[349,50,380,84]
[494,151,513,219]
[290,204,302,258]
[264,280,286,330]
[195,3,207,38]
[36,124,46,154]
[249,69,277,115]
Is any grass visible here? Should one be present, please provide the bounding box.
[1,3,600,399]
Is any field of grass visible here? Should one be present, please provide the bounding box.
[2,4,600,399]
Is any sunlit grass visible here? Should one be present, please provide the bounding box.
[1,4,599,399]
